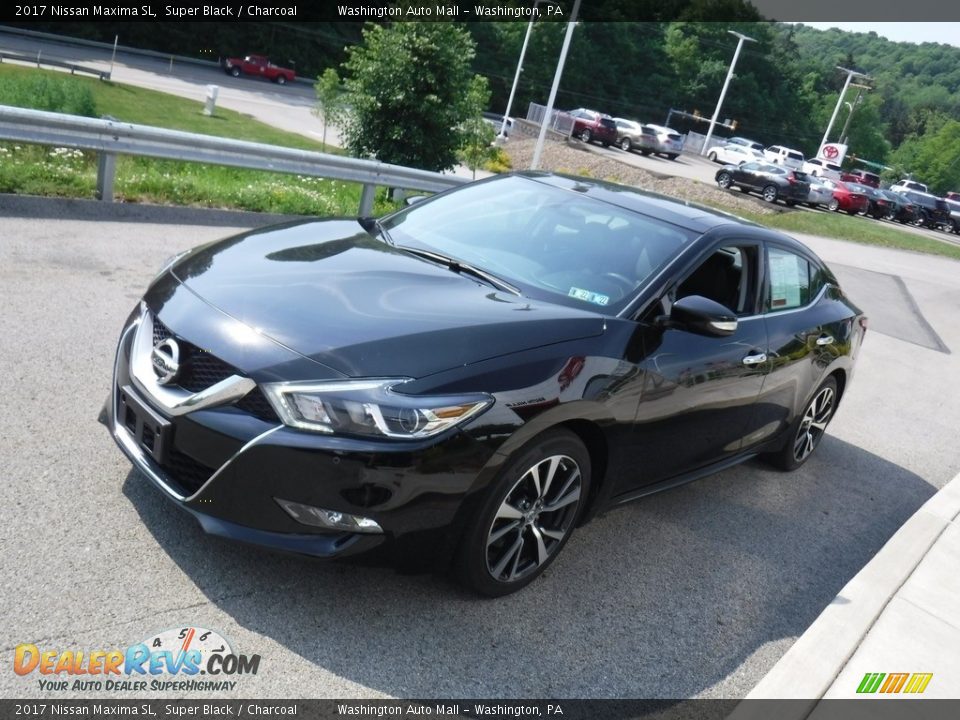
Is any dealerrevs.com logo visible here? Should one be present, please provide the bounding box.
[14,627,261,692]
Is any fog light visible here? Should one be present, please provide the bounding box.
[275,498,383,534]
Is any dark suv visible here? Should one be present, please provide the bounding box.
[903,191,952,230]
[568,108,618,147]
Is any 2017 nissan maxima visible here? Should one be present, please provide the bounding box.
[103,172,866,596]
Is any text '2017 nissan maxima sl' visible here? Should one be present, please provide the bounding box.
[103,172,866,596]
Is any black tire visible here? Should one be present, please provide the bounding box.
[620,137,632,152]
[707,151,718,163]
[716,172,733,190]
[230,67,241,78]
[455,429,591,597]
[828,198,840,212]
[762,185,779,204]
[580,128,592,144]
[763,376,838,471]
[276,75,287,85]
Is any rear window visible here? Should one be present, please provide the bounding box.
[600,118,617,130]
[787,152,803,161]
[667,133,683,142]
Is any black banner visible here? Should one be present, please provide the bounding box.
[2,0,960,23]
[4,700,960,720]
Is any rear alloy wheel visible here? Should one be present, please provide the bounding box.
[707,151,718,162]
[230,67,241,78]
[762,185,779,203]
[620,137,632,152]
[580,128,592,144]
[276,75,287,85]
[456,430,590,596]
[716,172,733,189]
[764,376,838,471]
[828,198,840,212]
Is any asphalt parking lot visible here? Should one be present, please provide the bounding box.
[2,196,959,700]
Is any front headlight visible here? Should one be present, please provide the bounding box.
[261,379,493,439]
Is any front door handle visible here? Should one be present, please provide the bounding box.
[816,335,835,346]
[742,352,767,366]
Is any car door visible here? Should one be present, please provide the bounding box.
[746,243,844,449]
[627,240,768,488]
[734,162,762,188]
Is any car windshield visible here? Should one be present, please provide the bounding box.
[381,176,697,314]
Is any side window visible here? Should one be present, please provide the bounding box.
[767,247,811,312]
[676,245,759,316]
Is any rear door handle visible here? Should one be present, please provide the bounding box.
[742,352,767,365]
[816,335,835,346]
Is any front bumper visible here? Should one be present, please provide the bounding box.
[104,303,500,568]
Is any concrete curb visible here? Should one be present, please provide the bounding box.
[732,470,960,712]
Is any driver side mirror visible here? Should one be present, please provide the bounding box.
[661,295,738,337]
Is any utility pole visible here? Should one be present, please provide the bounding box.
[821,67,869,150]
[839,83,870,146]
[700,30,755,156]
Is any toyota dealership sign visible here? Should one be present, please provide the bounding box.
[817,143,848,165]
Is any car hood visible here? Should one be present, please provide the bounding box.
[171,219,606,378]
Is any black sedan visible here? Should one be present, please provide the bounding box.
[715,162,810,205]
[878,189,919,224]
[104,172,866,596]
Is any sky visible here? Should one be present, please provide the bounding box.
[796,23,960,49]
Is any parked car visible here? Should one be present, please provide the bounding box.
[840,170,881,189]
[902,191,951,229]
[715,162,810,205]
[802,158,843,180]
[876,189,919,224]
[764,145,805,170]
[804,178,836,208]
[890,179,929,194]
[644,124,685,160]
[726,136,765,153]
[944,199,960,233]
[568,108,618,146]
[613,118,659,154]
[482,112,514,138]
[223,54,295,84]
[706,144,765,166]
[854,184,892,219]
[102,172,865,596]
[817,179,869,215]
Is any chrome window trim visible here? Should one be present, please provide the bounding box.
[739,282,831,322]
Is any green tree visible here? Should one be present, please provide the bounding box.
[890,118,960,194]
[341,21,481,172]
[457,75,496,179]
[313,68,345,152]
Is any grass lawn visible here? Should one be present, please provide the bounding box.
[739,207,960,261]
[0,64,398,216]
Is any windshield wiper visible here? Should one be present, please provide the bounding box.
[397,247,521,296]
[358,216,396,246]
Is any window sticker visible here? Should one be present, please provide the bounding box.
[768,251,802,309]
[568,287,610,306]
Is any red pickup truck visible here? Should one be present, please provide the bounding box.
[223,55,295,85]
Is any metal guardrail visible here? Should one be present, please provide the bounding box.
[0,105,466,214]
[0,49,110,80]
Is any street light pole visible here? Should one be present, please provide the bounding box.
[500,0,555,138]
[839,83,870,146]
[530,0,581,170]
[820,67,866,150]
[700,30,755,156]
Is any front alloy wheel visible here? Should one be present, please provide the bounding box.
[762,185,779,203]
[581,128,592,144]
[620,137,632,152]
[716,172,733,189]
[764,376,838,471]
[456,430,590,596]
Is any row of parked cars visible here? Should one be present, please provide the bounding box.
[568,109,685,160]
[708,137,960,234]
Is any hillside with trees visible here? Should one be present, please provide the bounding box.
[7,13,959,190]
